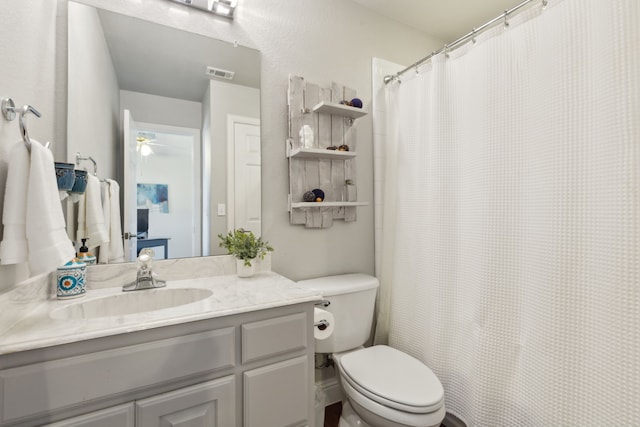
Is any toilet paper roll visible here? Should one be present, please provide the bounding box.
[314,307,335,340]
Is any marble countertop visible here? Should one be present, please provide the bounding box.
[0,271,322,355]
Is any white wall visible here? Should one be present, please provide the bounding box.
[0,1,59,290]
[67,2,119,180]
[0,0,442,291]
[120,90,202,130]
[137,136,195,259]
[207,80,260,255]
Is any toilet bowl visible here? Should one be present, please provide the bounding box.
[297,274,446,427]
[334,346,445,427]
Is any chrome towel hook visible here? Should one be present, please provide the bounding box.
[1,97,46,151]
[18,105,42,151]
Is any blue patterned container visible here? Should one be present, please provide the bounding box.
[56,259,87,299]
[70,169,88,194]
[55,162,76,191]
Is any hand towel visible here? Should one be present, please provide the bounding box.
[25,141,76,275]
[0,142,30,265]
[76,174,108,249]
[98,179,125,263]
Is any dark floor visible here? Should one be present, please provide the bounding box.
[324,402,342,427]
[323,401,447,427]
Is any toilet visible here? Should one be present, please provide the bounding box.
[298,274,446,427]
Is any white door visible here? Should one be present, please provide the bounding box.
[229,118,261,236]
[123,109,138,262]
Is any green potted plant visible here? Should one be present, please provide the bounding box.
[218,229,274,277]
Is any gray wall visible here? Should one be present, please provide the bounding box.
[207,80,260,255]
[67,2,119,181]
[0,0,442,291]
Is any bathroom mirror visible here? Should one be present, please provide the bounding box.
[67,2,261,262]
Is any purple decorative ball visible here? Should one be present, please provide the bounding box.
[350,98,363,108]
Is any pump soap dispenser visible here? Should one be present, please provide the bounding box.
[77,238,97,265]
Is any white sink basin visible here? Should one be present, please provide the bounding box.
[50,288,213,320]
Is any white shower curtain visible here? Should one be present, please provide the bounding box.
[377,0,639,425]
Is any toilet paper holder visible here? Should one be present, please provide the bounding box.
[314,301,331,330]
[315,319,329,330]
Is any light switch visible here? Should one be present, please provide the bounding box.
[217,203,226,216]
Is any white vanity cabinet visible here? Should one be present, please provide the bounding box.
[0,303,314,427]
[135,376,236,427]
[45,403,135,427]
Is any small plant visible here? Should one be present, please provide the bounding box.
[218,229,274,266]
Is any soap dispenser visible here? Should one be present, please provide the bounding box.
[77,238,97,265]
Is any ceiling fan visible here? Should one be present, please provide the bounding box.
[136,133,159,156]
[136,131,190,157]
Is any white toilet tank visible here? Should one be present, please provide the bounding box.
[297,274,379,354]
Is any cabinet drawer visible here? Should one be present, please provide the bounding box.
[0,328,235,424]
[242,312,307,364]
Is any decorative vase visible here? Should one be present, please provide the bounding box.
[236,258,257,278]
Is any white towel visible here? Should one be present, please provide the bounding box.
[0,141,75,274]
[26,141,76,274]
[98,179,124,263]
[0,142,30,264]
[76,174,108,249]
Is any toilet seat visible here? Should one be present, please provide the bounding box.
[336,345,444,414]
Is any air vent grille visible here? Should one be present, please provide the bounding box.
[205,66,235,80]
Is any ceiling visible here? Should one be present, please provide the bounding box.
[350,0,523,42]
[96,7,260,103]
[90,2,521,103]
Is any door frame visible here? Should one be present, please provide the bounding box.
[130,121,202,259]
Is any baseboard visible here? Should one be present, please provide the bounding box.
[315,375,344,407]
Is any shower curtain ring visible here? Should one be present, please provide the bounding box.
[541,0,548,9]
[444,44,450,59]
[504,10,510,27]
[414,63,419,74]
[471,28,477,44]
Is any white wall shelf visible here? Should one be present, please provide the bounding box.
[289,201,369,210]
[311,101,368,120]
[287,76,368,228]
[287,146,356,160]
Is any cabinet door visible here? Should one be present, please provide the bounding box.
[243,356,309,427]
[136,376,236,427]
[44,403,134,427]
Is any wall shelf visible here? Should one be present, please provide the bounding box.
[287,76,367,228]
[312,101,368,120]
[289,201,369,210]
[287,146,356,160]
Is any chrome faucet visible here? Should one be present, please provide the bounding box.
[123,249,166,292]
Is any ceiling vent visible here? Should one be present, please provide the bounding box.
[205,66,235,80]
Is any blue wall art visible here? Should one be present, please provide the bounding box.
[137,183,169,213]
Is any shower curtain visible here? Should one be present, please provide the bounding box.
[377,0,639,425]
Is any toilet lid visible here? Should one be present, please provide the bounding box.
[338,345,444,413]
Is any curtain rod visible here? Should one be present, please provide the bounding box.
[383,0,547,84]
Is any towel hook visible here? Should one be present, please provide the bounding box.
[18,105,42,151]
[1,98,45,151]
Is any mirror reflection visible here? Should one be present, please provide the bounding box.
[66,2,261,262]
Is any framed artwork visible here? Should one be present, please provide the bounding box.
[137,183,169,213]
